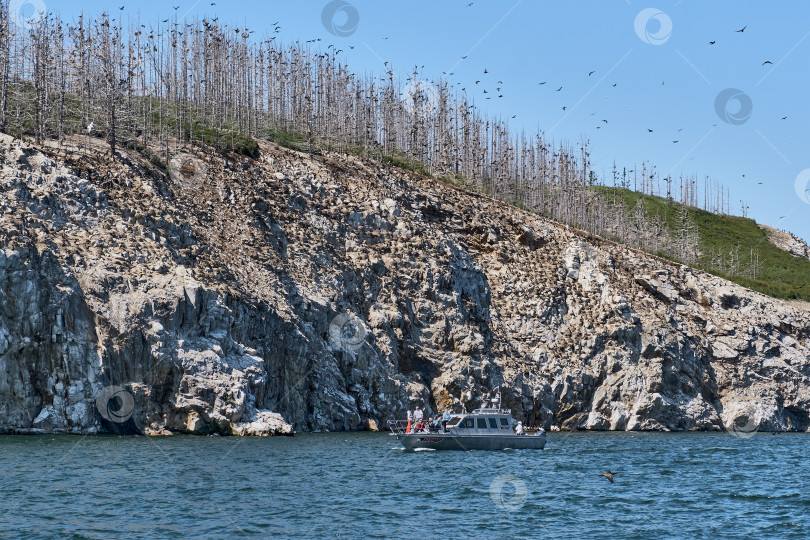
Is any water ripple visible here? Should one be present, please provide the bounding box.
[1,432,809,538]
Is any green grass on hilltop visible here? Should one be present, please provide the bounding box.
[597,186,810,301]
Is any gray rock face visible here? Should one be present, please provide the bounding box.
[0,133,808,435]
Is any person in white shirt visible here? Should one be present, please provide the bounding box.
[413,407,423,423]
[515,421,524,436]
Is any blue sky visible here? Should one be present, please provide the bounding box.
[38,0,810,242]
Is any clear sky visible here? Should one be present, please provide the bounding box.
[34,0,810,242]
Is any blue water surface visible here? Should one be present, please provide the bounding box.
[0,431,808,538]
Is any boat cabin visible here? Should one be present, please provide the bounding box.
[447,408,516,434]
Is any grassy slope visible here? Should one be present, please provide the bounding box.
[597,186,810,301]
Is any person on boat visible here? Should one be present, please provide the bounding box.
[406,408,413,433]
[413,406,423,424]
[442,410,451,433]
[515,421,524,435]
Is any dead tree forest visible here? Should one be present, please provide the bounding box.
[0,6,755,269]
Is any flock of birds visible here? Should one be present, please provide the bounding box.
[461,22,786,145]
[105,5,788,191]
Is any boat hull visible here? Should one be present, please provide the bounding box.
[393,432,546,451]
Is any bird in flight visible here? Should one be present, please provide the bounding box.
[611,83,617,87]
[512,115,517,118]
[484,68,488,74]
[173,5,179,10]
[709,41,716,45]
[602,119,608,124]
[648,129,653,133]
[538,81,546,85]
[556,86,562,91]
[736,25,747,32]
[588,71,595,76]
[562,106,567,111]
[762,60,772,65]
[468,2,473,5]
[673,140,679,143]
[782,116,788,120]
[600,471,618,483]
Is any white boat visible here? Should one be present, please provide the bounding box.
[388,398,546,451]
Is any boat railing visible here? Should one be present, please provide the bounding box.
[387,419,409,434]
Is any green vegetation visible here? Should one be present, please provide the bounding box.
[597,186,810,301]
[382,153,432,178]
[1,83,259,158]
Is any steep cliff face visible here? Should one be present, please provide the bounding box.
[0,133,808,435]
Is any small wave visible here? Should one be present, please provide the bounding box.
[729,492,802,501]
[413,447,436,452]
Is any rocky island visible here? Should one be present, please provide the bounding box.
[1,133,808,436]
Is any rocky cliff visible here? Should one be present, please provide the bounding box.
[1,133,808,435]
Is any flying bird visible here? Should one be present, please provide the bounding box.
[468,2,473,5]
[173,5,179,10]
[648,129,653,133]
[484,68,488,73]
[736,26,747,32]
[588,71,595,76]
[673,140,679,143]
[512,115,517,118]
[600,471,618,483]
[556,86,562,91]
[781,116,787,120]
[611,83,617,87]
[709,41,716,45]
[602,119,608,124]
[538,81,546,85]
[562,106,567,111]
[762,60,772,65]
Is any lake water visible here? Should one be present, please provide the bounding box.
[1,431,808,538]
